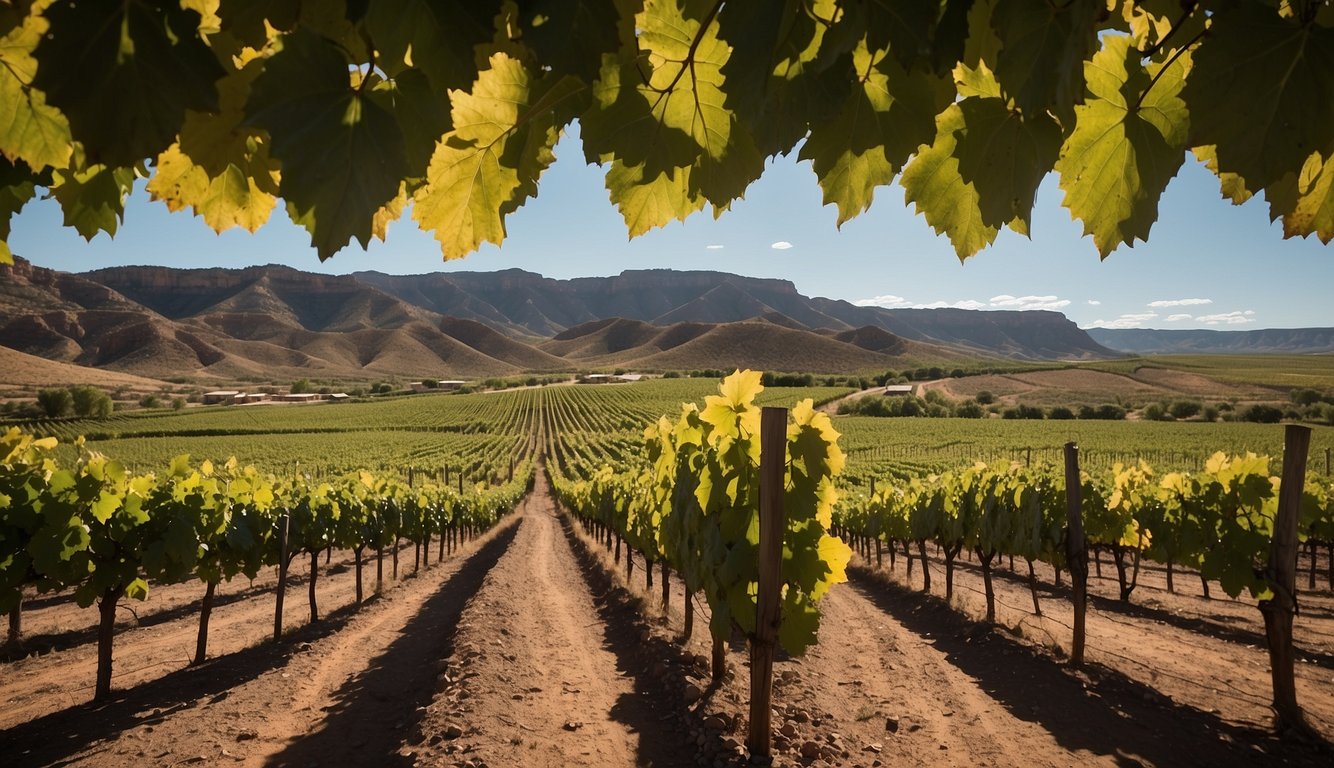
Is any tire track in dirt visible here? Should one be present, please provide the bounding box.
[414,468,688,768]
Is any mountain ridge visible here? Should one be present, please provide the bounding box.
[0,258,1132,381]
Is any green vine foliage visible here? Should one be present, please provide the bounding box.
[553,370,851,655]
[1,0,1331,266]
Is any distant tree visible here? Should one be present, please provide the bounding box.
[1291,389,1324,406]
[1048,406,1075,420]
[1240,404,1284,424]
[291,379,312,394]
[1142,403,1170,421]
[975,391,995,405]
[172,397,186,411]
[139,394,161,409]
[69,386,113,418]
[1201,406,1219,422]
[955,401,985,419]
[1168,400,1203,420]
[37,388,73,418]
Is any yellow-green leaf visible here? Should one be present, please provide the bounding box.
[1054,35,1189,257]
[0,4,73,171]
[901,104,998,260]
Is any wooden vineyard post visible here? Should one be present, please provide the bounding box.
[748,407,787,758]
[274,512,290,642]
[1261,425,1313,737]
[1063,443,1088,668]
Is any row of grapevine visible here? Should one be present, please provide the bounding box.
[837,454,1334,612]
[834,442,1333,734]
[0,427,532,701]
[546,372,853,681]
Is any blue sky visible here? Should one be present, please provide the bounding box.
[8,128,1331,331]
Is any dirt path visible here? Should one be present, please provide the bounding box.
[411,467,691,768]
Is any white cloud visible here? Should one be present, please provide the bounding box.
[771,241,793,250]
[1087,313,1159,329]
[988,294,1071,311]
[1166,314,1192,322]
[854,295,910,308]
[705,244,724,250]
[1148,298,1213,308]
[1087,299,1101,306]
[913,299,988,310]
[1196,310,1257,325]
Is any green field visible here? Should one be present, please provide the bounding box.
[8,378,1330,485]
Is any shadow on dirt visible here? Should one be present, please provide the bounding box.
[264,522,519,768]
[848,568,1331,767]
[557,505,701,768]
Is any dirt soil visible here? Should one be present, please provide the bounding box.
[4,471,1334,767]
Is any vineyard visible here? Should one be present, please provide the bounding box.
[2,379,1333,766]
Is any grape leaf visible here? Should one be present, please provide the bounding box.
[1279,151,1334,244]
[901,104,998,259]
[953,96,1062,231]
[146,144,278,233]
[33,0,224,168]
[217,0,300,48]
[801,42,952,225]
[50,165,137,241]
[177,54,268,178]
[246,30,409,259]
[1183,1,1334,192]
[580,0,729,171]
[864,0,938,70]
[413,55,582,258]
[990,0,1099,122]
[518,0,621,84]
[1055,35,1189,257]
[606,160,706,239]
[0,4,73,171]
[1193,145,1253,206]
[365,0,498,92]
[373,69,452,181]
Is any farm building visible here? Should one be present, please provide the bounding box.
[884,384,914,395]
[202,390,241,404]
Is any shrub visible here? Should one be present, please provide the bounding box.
[1168,400,1202,420]
[37,388,73,418]
[291,378,312,394]
[1291,388,1324,406]
[955,401,985,419]
[1048,406,1075,420]
[975,390,995,405]
[70,386,113,418]
[139,394,161,409]
[1240,404,1284,423]
[1142,403,1169,421]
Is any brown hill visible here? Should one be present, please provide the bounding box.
[0,346,170,390]
[834,325,912,355]
[437,317,569,370]
[538,317,964,373]
[627,322,903,372]
[0,259,541,380]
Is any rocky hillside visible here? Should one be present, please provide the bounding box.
[0,258,1121,382]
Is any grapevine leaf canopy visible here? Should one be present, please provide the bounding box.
[1,0,1332,267]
